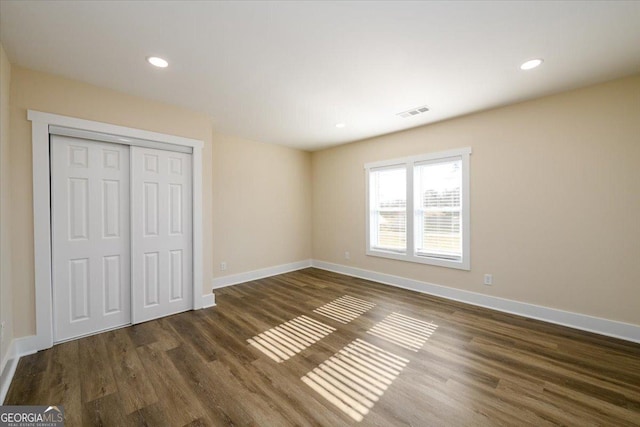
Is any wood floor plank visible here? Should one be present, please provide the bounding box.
[208,358,294,426]
[165,313,218,362]
[181,418,210,427]
[39,340,82,427]
[5,268,640,426]
[126,402,171,427]
[251,357,355,426]
[127,321,159,347]
[192,309,257,364]
[135,344,212,426]
[3,350,50,405]
[147,318,182,352]
[215,353,318,427]
[103,328,158,414]
[82,392,129,426]
[127,317,181,351]
[78,334,118,403]
[165,344,256,426]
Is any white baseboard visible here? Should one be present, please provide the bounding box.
[212,259,312,289]
[0,354,17,404]
[311,260,640,344]
[1,336,39,404]
[0,339,18,403]
[202,293,216,308]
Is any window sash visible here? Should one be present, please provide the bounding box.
[369,166,407,252]
[415,209,462,260]
[414,158,463,260]
[371,208,407,253]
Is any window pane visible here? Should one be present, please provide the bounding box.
[370,167,406,252]
[377,210,406,250]
[415,159,462,259]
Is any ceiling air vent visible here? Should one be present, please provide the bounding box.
[397,105,429,118]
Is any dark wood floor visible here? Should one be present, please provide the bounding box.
[5,268,640,426]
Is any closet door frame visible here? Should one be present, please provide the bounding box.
[29,110,206,352]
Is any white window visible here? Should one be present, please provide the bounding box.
[366,148,471,270]
[369,166,406,253]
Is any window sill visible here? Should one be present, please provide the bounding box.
[366,248,470,271]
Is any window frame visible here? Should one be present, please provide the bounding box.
[365,147,471,270]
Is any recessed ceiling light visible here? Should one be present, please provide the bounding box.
[147,56,169,68]
[520,59,543,70]
[335,123,346,128]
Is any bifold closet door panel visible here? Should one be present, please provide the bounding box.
[131,147,193,323]
[51,136,131,342]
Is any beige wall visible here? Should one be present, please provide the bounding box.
[4,61,638,343]
[212,133,312,276]
[312,74,640,326]
[9,66,215,337]
[0,44,14,365]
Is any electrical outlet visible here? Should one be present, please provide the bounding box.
[344,251,350,260]
[484,274,493,286]
[220,261,227,271]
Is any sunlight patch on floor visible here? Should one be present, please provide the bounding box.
[247,315,335,362]
[367,312,437,352]
[313,295,376,324]
[302,338,409,422]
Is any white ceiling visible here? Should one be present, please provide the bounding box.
[1,1,639,151]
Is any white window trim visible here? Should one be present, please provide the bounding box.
[365,147,471,271]
[29,110,205,351]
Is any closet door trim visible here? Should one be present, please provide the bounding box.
[29,110,205,352]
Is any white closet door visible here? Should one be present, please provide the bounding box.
[51,136,131,342]
[131,147,193,323]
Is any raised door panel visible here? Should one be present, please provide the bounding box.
[102,180,121,238]
[143,183,159,236]
[169,250,183,301]
[169,184,183,235]
[69,258,90,321]
[103,255,122,314]
[143,252,160,306]
[51,136,131,342]
[68,178,89,240]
